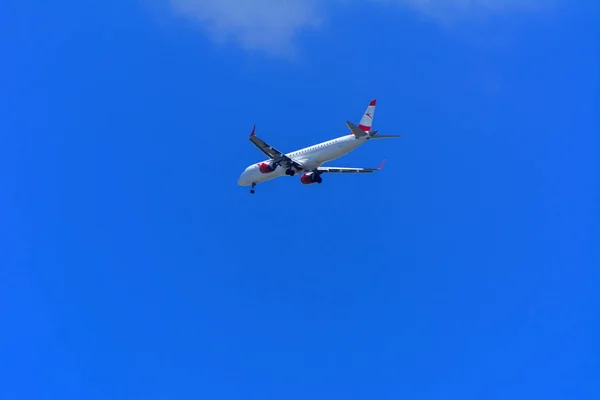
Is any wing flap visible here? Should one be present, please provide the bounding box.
[248,125,302,169]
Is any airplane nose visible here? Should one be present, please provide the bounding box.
[238,171,249,186]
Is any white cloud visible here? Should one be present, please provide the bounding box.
[170,0,322,56]
[168,0,556,55]
[379,0,556,20]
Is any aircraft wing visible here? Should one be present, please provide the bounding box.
[249,125,302,169]
[317,160,386,174]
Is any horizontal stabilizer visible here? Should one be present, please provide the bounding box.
[345,121,368,138]
[368,134,401,139]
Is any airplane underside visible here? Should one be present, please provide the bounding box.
[247,162,324,194]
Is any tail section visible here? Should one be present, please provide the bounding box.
[358,99,376,133]
[347,98,401,139]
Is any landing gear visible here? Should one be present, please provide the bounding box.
[285,168,295,176]
[317,176,322,184]
[250,183,256,194]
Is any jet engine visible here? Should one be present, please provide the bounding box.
[300,172,322,184]
[258,162,277,174]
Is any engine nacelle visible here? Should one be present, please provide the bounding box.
[258,162,277,174]
[300,172,319,184]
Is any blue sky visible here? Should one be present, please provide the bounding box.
[1,0,599,399]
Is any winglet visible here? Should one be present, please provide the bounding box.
[378,159,386,170]
[250,124,256,137]
[369,98,376,106]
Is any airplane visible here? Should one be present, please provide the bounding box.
[237,99,400,194]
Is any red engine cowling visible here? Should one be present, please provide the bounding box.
[258,163,276,174]
[300,173,317,184]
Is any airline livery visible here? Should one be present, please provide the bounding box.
[238,99,399,194]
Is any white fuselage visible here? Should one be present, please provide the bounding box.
[237,134,366,186]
